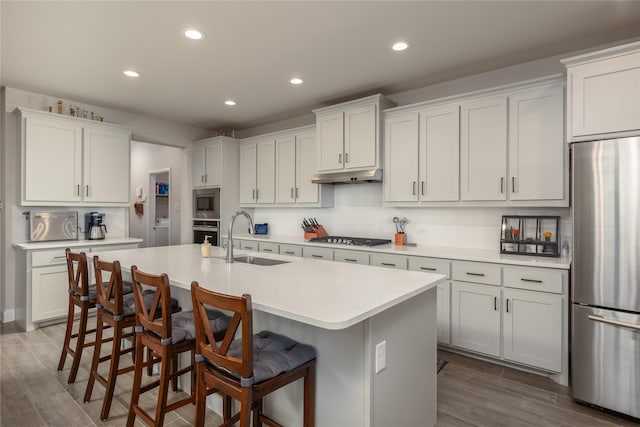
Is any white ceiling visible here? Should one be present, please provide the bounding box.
[3,1,640,132]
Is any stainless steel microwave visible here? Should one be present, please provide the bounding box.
[193,188,220,219]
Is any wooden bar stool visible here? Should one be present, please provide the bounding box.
[191,282,316,427]
[126,266,230,427]
[83,256,138,420]
[58,248,116,384]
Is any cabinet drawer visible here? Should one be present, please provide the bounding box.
[239,240,258,251]
[279,244,303,257]
[408,257,451,278]
[303,246,334,261]
[334,249,369,265]
[32,247,90,267]
[370,252,407,270]
[452,261,501,286]
[503,266,564,294]
[258,242,279,254]
[91,243,139,252]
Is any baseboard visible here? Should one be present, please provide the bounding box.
[1,308,16,323]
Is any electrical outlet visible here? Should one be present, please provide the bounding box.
[375,340,386,373]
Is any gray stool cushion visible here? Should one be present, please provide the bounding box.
[226,331,316,384]
[85,280,135,302]
[170,309,230,344]
[101,289,180,318]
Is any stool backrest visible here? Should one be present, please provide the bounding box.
[93,256,125,316]
[191,282,253,382]
[65,248,89,298]
[130,265,173,342]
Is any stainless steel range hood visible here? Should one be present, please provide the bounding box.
[311,168,383,184]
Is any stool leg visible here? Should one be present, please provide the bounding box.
[83,310,104,403]
[154,348,172,427]
[304,362,316,427]
[68,302,88,384]
[194,363,206,427]
[253,399,262,426]
[57,295,74,372]
[171,353,179,391]
[100,321,122,420]
[126,333,145,427]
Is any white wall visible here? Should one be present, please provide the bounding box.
[130,141,188,247]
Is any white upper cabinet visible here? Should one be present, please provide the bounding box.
[563,41,640,141]
[508,85,564,201]
[18,108,131,206]
[295,130,323,204]
[275,134,297,204]
[384,78,567,207]
[239,138,275,205]
[460,95,508,201]
[314,94,390,173]
[192,140,221,188]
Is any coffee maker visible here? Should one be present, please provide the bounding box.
[85,212,107,240]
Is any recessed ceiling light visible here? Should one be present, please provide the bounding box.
[123,70,141,78]
[184,29,205,40]
[225,100,237,106]
[290,77,304,85]
[392,41,409,51]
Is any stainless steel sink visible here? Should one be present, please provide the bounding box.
[233,255,289,266]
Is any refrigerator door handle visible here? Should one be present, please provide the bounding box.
[588,314,640,331]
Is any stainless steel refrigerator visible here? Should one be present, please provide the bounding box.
[572,137,640,419]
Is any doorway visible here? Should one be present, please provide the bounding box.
[148,168,171,246]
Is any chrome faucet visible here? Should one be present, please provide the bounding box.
[226,210,254,263]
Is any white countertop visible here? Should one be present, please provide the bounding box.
[231,234,572,269]
[13,237,143,250]
[91,244,445,331]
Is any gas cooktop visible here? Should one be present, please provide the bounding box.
[309,236,392,247]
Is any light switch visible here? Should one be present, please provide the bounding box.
[375,340,386,373]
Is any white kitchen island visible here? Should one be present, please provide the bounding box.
[92,244,444,427]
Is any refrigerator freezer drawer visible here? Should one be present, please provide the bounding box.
[572,304,640,418]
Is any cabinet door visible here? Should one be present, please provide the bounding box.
[437,282,451,345]
[334,249,370,265]
[503,288,562,372]
[256,139,275,204]
[451,281,501,357]
[419,105,460,201]
[204,142,221,186]
[570,51,640,137]
[316,111,344,172]
[384,113,419,202]
[344,104,377,169]
[302,246,334,261]
[192,144,207,188]
[275,134,296,204]
[460,96,507,201]
[24,116,82,203]
[83,126,130,203]
[31,264,69,322]
[239,143,257,204]
[370,252,407,269]
[295,131,319,203]
[509,86,564,201]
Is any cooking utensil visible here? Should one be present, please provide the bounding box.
[393,217,400,233]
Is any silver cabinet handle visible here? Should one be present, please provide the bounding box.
[512,177,516,193]
[76,184,80,196]
[520,278,543,283]
[295,187,299,198]
[588,314,640,331]
[412,182,416,195]
[284,251,295,255]
[421,181,425,196]
[202,175,205,183]
[506,299,510,313]
[500,177,504,193]
[494,297,498,311]
[85,185,89,197]
[338,153,342,164]
[420,267,436,271]
[345,153,349,163]
[311,254,323,258]
[291,188,294,199]
[53,255,67,260]
[255,189,259,200]
[344,258,357,262]
[466,272,485,277]
[381,262,396,267]
[205,174,208,183]
[262,248,273,252]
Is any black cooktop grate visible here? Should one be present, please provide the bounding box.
[309,236,392,247]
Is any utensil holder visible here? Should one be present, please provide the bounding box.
[304,225,329,240]
[395,232,407,245]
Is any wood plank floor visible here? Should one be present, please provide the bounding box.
[1,320,638,426]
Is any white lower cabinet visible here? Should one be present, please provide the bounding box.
[258,242,279,254]
[279,244,303,257]
[302,246,334,261]
[334,249,369,265]
[451,281,502,357]
[436,282,451,345]
[370,252,407,269]
[502,288,562,372]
